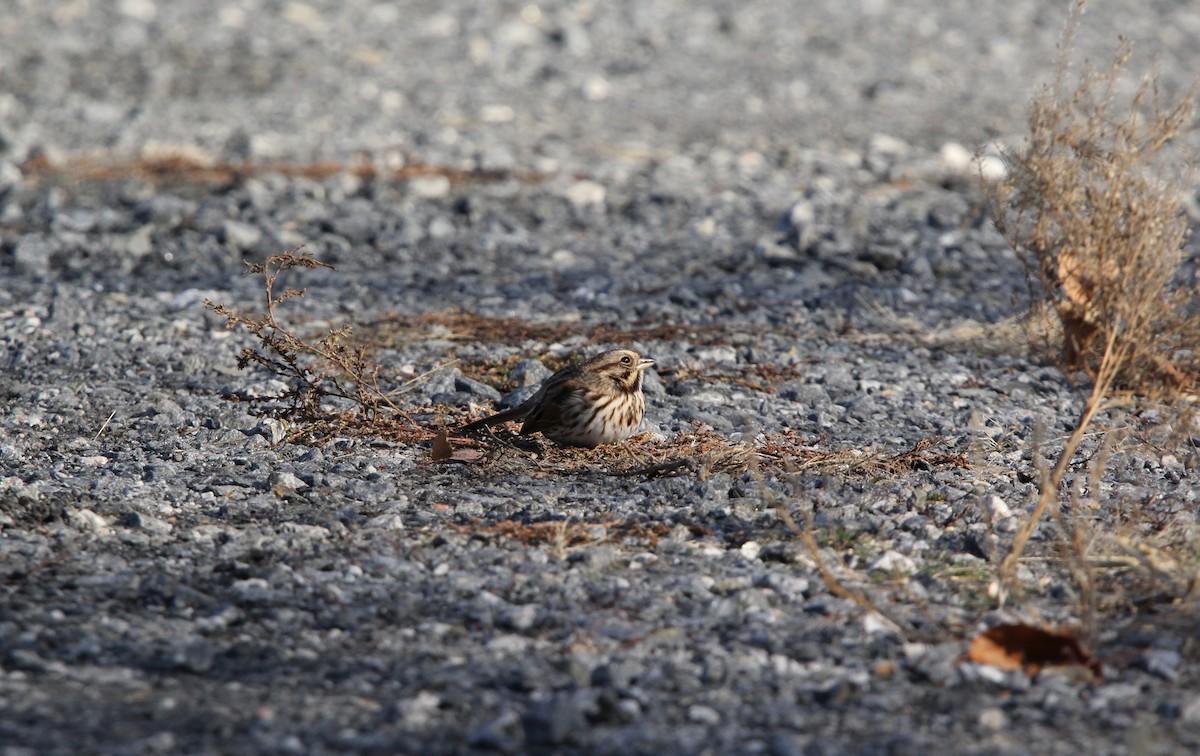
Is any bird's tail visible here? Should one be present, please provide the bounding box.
[460,404,528,433]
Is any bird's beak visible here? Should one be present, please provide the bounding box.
[637,358,655,371]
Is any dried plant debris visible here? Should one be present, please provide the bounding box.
[448,517,673,552]
[758,433,969,476]
[20,149,541,190]
[964,623,1102,680]
[209,252,971,483]
[439,427,968,480]
[430,429,486,464]
[987,3,1200,601]
[206,253,809,450]
[667,362,808,393]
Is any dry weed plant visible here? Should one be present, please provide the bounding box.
[990,0,1200,604]
[204,247,435,445]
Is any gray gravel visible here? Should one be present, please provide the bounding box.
[3,1,1200,754]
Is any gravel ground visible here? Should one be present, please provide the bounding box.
[3,1,1200,754]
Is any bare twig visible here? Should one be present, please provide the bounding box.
[92,409,117,441]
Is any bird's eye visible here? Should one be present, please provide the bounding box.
[620,355,632,364]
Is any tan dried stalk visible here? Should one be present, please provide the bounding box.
[204,247,417,442]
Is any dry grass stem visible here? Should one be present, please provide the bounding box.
[92,409,117,442]
[769,495,914,637]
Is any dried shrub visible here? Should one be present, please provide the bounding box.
[204,248,433,445]
[989,0,1200,597]
[993,7,1199,395]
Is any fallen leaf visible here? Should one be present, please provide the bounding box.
[431,429,452,462]
[965,624,1102,679]
[430,430,484,464]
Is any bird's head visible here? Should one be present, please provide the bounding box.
[587,348,655,391]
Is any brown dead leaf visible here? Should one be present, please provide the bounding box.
[430,429,486,464]
[431,429,452,462]
[965,624,1102,679]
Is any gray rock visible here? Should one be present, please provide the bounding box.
[561,180,606,210]
[468,709,522,752]
[496,385,539,410]
[1140,649,1181,681]
[522,691,597,747]
[13,234,53,275]
[325,202,381,244]
[269,471,308,494]
[421,366,461,396]
[1181,695,1200,724]
[221,220,263,251]
[455,375,503,401]
[753,571,810,601]
[509,359,552,387]
[69,508,113,536]
[365,513,405,531]
[687,704,721,725]
[498,603,539,631]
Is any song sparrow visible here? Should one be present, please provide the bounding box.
[461,348,655,448]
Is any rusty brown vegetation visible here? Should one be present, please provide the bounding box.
[21,149,542,190]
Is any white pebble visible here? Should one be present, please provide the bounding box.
[983,493,1013,523]
[408,175,451,199]
[938,141,974,173]
[978,706,1008,730]
[977,154,1008,181]
[70,508,114,536]
[687,704,721,725]
[563,180,606,210]
[869,550,916,575]
[367,513,406,531]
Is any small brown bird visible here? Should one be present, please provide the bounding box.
[461,348,655,448]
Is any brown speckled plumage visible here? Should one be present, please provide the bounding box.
[461,348,654,447]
